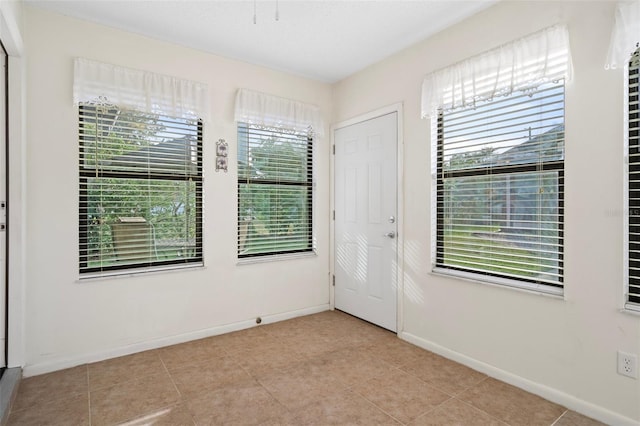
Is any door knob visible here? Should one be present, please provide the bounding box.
[384,231,396,239]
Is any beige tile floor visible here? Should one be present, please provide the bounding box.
[7,310,605,426]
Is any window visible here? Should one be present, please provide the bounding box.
[237,123,313,258]
[74,58,208,277]
[435,81,565,289]
[422,25,571,293]
[628,47,640,307]
[79,104,203,275]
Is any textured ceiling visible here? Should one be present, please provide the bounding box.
[27,0,497,82]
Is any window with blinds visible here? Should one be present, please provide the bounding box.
[435,80,565,289]
[627,47,640,306]
[237,123,313,258]
[79,104,203,276]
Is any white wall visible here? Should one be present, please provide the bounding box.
[23,6,331,374]
[333,1,640,424]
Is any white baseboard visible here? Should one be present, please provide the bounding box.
[400,331,639,426]
[23,304,331,377]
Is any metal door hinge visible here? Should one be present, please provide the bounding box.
[332,210,335,220]
[332,275,335,286]
[332,145,335,155]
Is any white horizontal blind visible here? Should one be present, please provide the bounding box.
[628,47,640,305]
[79,104,203,275]
[237,123,313,258]
[435,80,564,288]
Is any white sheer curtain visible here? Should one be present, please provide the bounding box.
[73,58,209,120]
[421,25,572,118]
[234,88,324,136]
[606,0,640,70]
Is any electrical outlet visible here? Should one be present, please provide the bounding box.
[617,351,638,379]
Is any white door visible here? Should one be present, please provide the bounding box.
[0,43,7,368]
[334,112,397,332]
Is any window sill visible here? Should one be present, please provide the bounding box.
[78,262,205,282]
[622,303,640,317]
[237,250,317,266]
[430,267,564,299]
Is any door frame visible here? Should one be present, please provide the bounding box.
[330,103,404,334]
[1,1,26,369]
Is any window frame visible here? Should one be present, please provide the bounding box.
[78,103,204,276]
[236,122,314,260]
[626,47,640,311]
[433,82,566,293]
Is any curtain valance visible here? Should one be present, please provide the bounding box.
[73,58,209,120]
[606,1,640,70]
[234,88,324,136]
[421,25,572,118]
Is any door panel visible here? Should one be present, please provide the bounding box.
[334,112,397,332]
[0,42,7,368]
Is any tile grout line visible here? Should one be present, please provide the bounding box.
[383,360,502,423]
[453,395,512,425]
[346,383,412,425]
[155,351,198,426]
[158,352,182,399]
[550,409,569,426]
[253,378,298,424]
[409,396,455,425]
[86,356,181,426]
[256,324,380,424]
[222,331,298,424]
[250,340,316,425]
[398,358,488,399]
[450,376,512,424]
[85,364,92,426]
[346,376,454,425]
[350,362,482,425]
[249,327,354,423]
